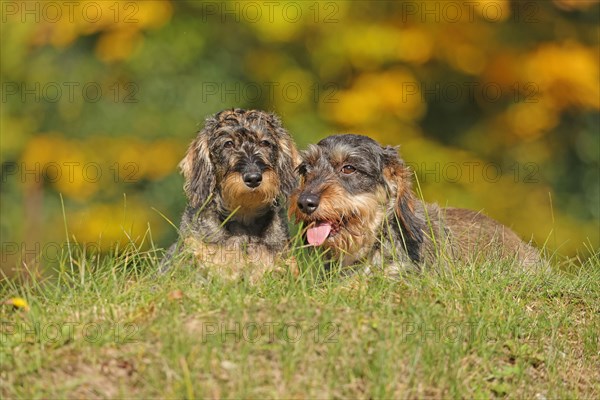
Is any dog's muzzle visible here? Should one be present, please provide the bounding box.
[297,193,320,214]
[241,161,263,188]
[242,171,262,188]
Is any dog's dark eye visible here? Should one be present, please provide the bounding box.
[259,140,272,148]
[223,140,234,149]
[297,163,308,175]
[341,165,356,174]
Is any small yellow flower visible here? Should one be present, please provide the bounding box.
[3,297,30,312]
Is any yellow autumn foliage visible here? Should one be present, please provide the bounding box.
[2,0,598,274]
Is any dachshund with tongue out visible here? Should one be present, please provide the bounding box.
[289,134,542,276]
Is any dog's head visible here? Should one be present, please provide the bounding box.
[290,134,425,257]
[180,109,299,218]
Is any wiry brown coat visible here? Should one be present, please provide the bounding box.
[290,134,542,275]
[161,109,299,281]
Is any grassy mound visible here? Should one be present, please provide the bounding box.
[2,246,598,398]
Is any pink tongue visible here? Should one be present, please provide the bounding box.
[306,223,332,246]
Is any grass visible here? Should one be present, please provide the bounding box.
[1,240,599,399]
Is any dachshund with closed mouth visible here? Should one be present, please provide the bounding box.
[161,109,299,281]
[290,134,542,275]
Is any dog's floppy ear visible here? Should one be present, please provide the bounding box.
[179,129,215,208]
[381,146,426,244]
[276,133,300,196]
[268,113,300,197]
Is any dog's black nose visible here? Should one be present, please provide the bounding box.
[243,172,262,188]
[297,193,320,214]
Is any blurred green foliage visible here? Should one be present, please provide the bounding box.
[1,0,599,274]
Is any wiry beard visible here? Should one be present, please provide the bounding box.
[291,186,388,259]
[220,170,280,223]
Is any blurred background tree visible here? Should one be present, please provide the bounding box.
[1,0,598,275]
